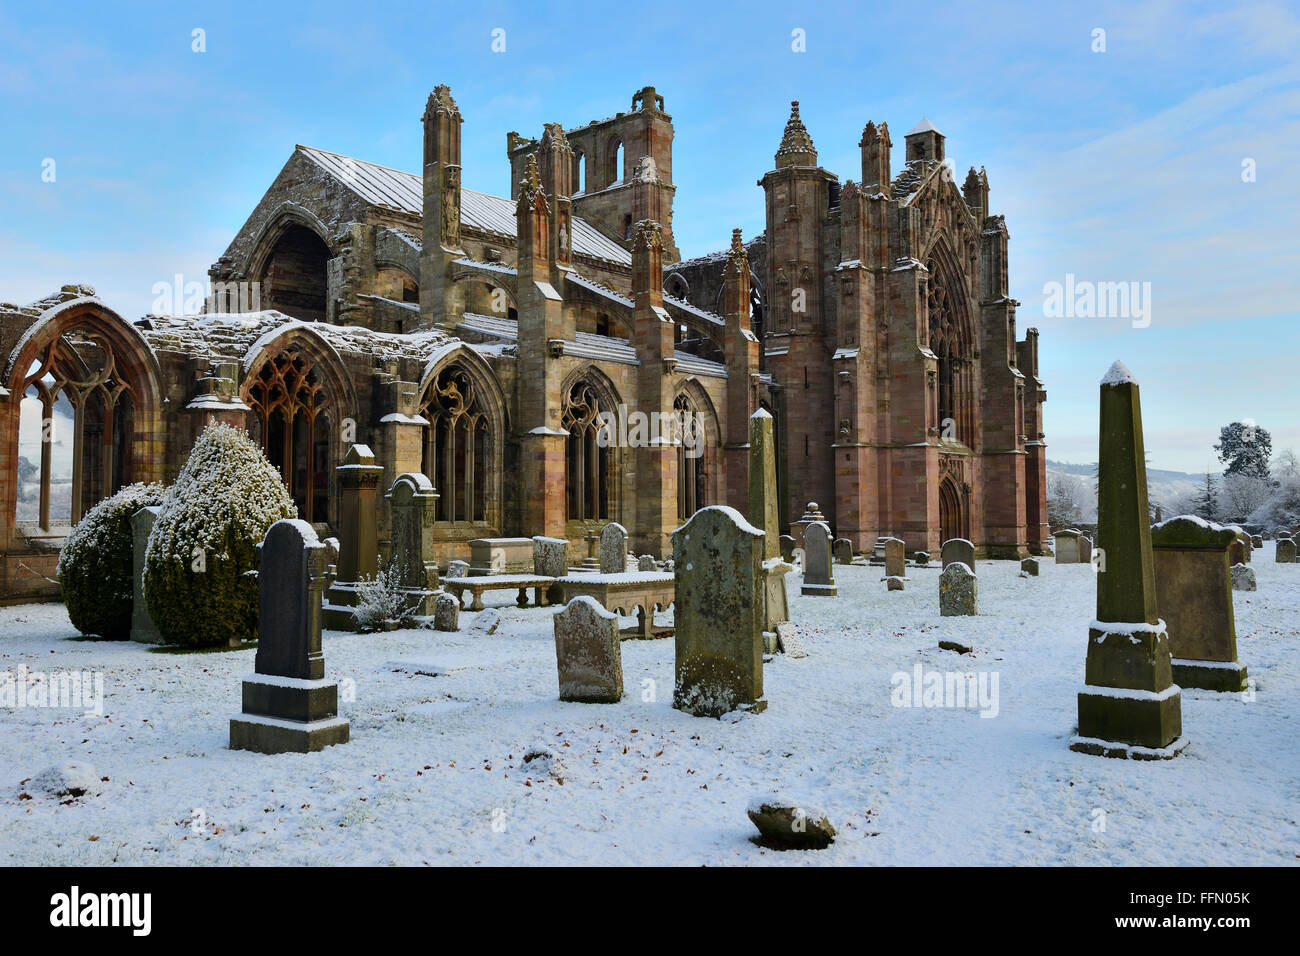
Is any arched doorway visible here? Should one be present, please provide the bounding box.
[939,475,965,544]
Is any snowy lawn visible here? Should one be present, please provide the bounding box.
[2,549,1297,866]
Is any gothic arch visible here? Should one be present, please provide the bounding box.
[926,236,977,448]
[673,378,721,518]
[418,344,509,529]
[243,203,335,282]
[3,298,163,530]
[938,473,967,545]
[561,365,623,524]
[241,324,356,524]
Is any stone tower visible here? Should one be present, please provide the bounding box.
[760,102,839,529]
[420,84,463,328]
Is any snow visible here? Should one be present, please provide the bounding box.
[2,548,1298,864]
[1100,360,1137,387]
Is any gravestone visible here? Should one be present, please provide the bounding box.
[1151,516,1247,692]
[1230,564,1256,591]
[914,551,930,566]
[433,591,460,632]
[1020,557,1039,576]
[386,473,440,618]
[886,576,905,591]
[939,563,978,616]
[1054,529,1082,564]
[779,535,795,563]
[637,554,657,572]
[800,522,837,597]
[748,409,791,637]
[580,532,600,570]
[533,536,569,577]
[1228,539,1245,567]
[230,520,349,754]
[599,522,628,574]
[883,538,906,578]
[1077,536,1094,565]
[941,538,974,571]
[130,506,162,644]
[553,596,623,703]
[1276,538,1296,563]
[1071,362,1185,759]
[672,506,766,717]
[833,538,854,565]
[323,444,384,630]
[1250,534,1263,551]
[469,537,534,575]
[446,559,469,578]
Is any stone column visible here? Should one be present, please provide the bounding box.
[1152,516,1247,692]
[749,408,790,641]
[1071,362,1185,759]
[324,443,384,630]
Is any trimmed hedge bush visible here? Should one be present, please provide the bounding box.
[143,423,296,647]
[58,481,166,640]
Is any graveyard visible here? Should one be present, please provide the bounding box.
[3,532,1297,865]
[2,5,1297,892]
[2,381,1298,865]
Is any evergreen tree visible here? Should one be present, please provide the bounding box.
[1215,421,1272,479]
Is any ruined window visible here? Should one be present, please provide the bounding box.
[421,366,489,523]
[563,380,610,521]
[674,392,707,520]
[573,151,585,194]
[16,331,137,530]
[258,223,331,323]
[245,348,332,523]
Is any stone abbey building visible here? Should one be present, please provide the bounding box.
[0,85,1048,603]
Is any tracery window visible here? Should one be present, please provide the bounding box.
[245,349,332,523]
[563,380,610,521]
[927,250,975,448]
[16,332,136,529]
[421,366,489,523]
[675,392,706,521]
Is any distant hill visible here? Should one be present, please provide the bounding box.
[1046,460,1205,518]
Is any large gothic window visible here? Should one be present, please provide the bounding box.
[421,366,489,523]
[245,349,332,523]
[927,248,975,448]
[17,332,137,529]
[563,380,610,521]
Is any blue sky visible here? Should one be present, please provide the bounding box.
[1,0,1297,473]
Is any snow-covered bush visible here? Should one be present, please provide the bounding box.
[143,423,295,647]
[352,560,417,632]
[58,482,165,640]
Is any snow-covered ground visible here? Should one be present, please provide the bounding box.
[2,548,1297,866]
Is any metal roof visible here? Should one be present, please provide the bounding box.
[298,145,631,266]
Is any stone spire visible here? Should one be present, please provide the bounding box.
[775,101,817,167]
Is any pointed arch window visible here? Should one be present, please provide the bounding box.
[16,331,137,529]
[245,348,332,523]
[421,366,489,523]
[927,249,975,448]
[674,392,707,520]
[563,380,611,521]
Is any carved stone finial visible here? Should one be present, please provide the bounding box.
[777,100,817,163]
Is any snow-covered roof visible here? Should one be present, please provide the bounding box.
[906,117,943,136]
[297,145,632,266]
[136,311,456,367]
